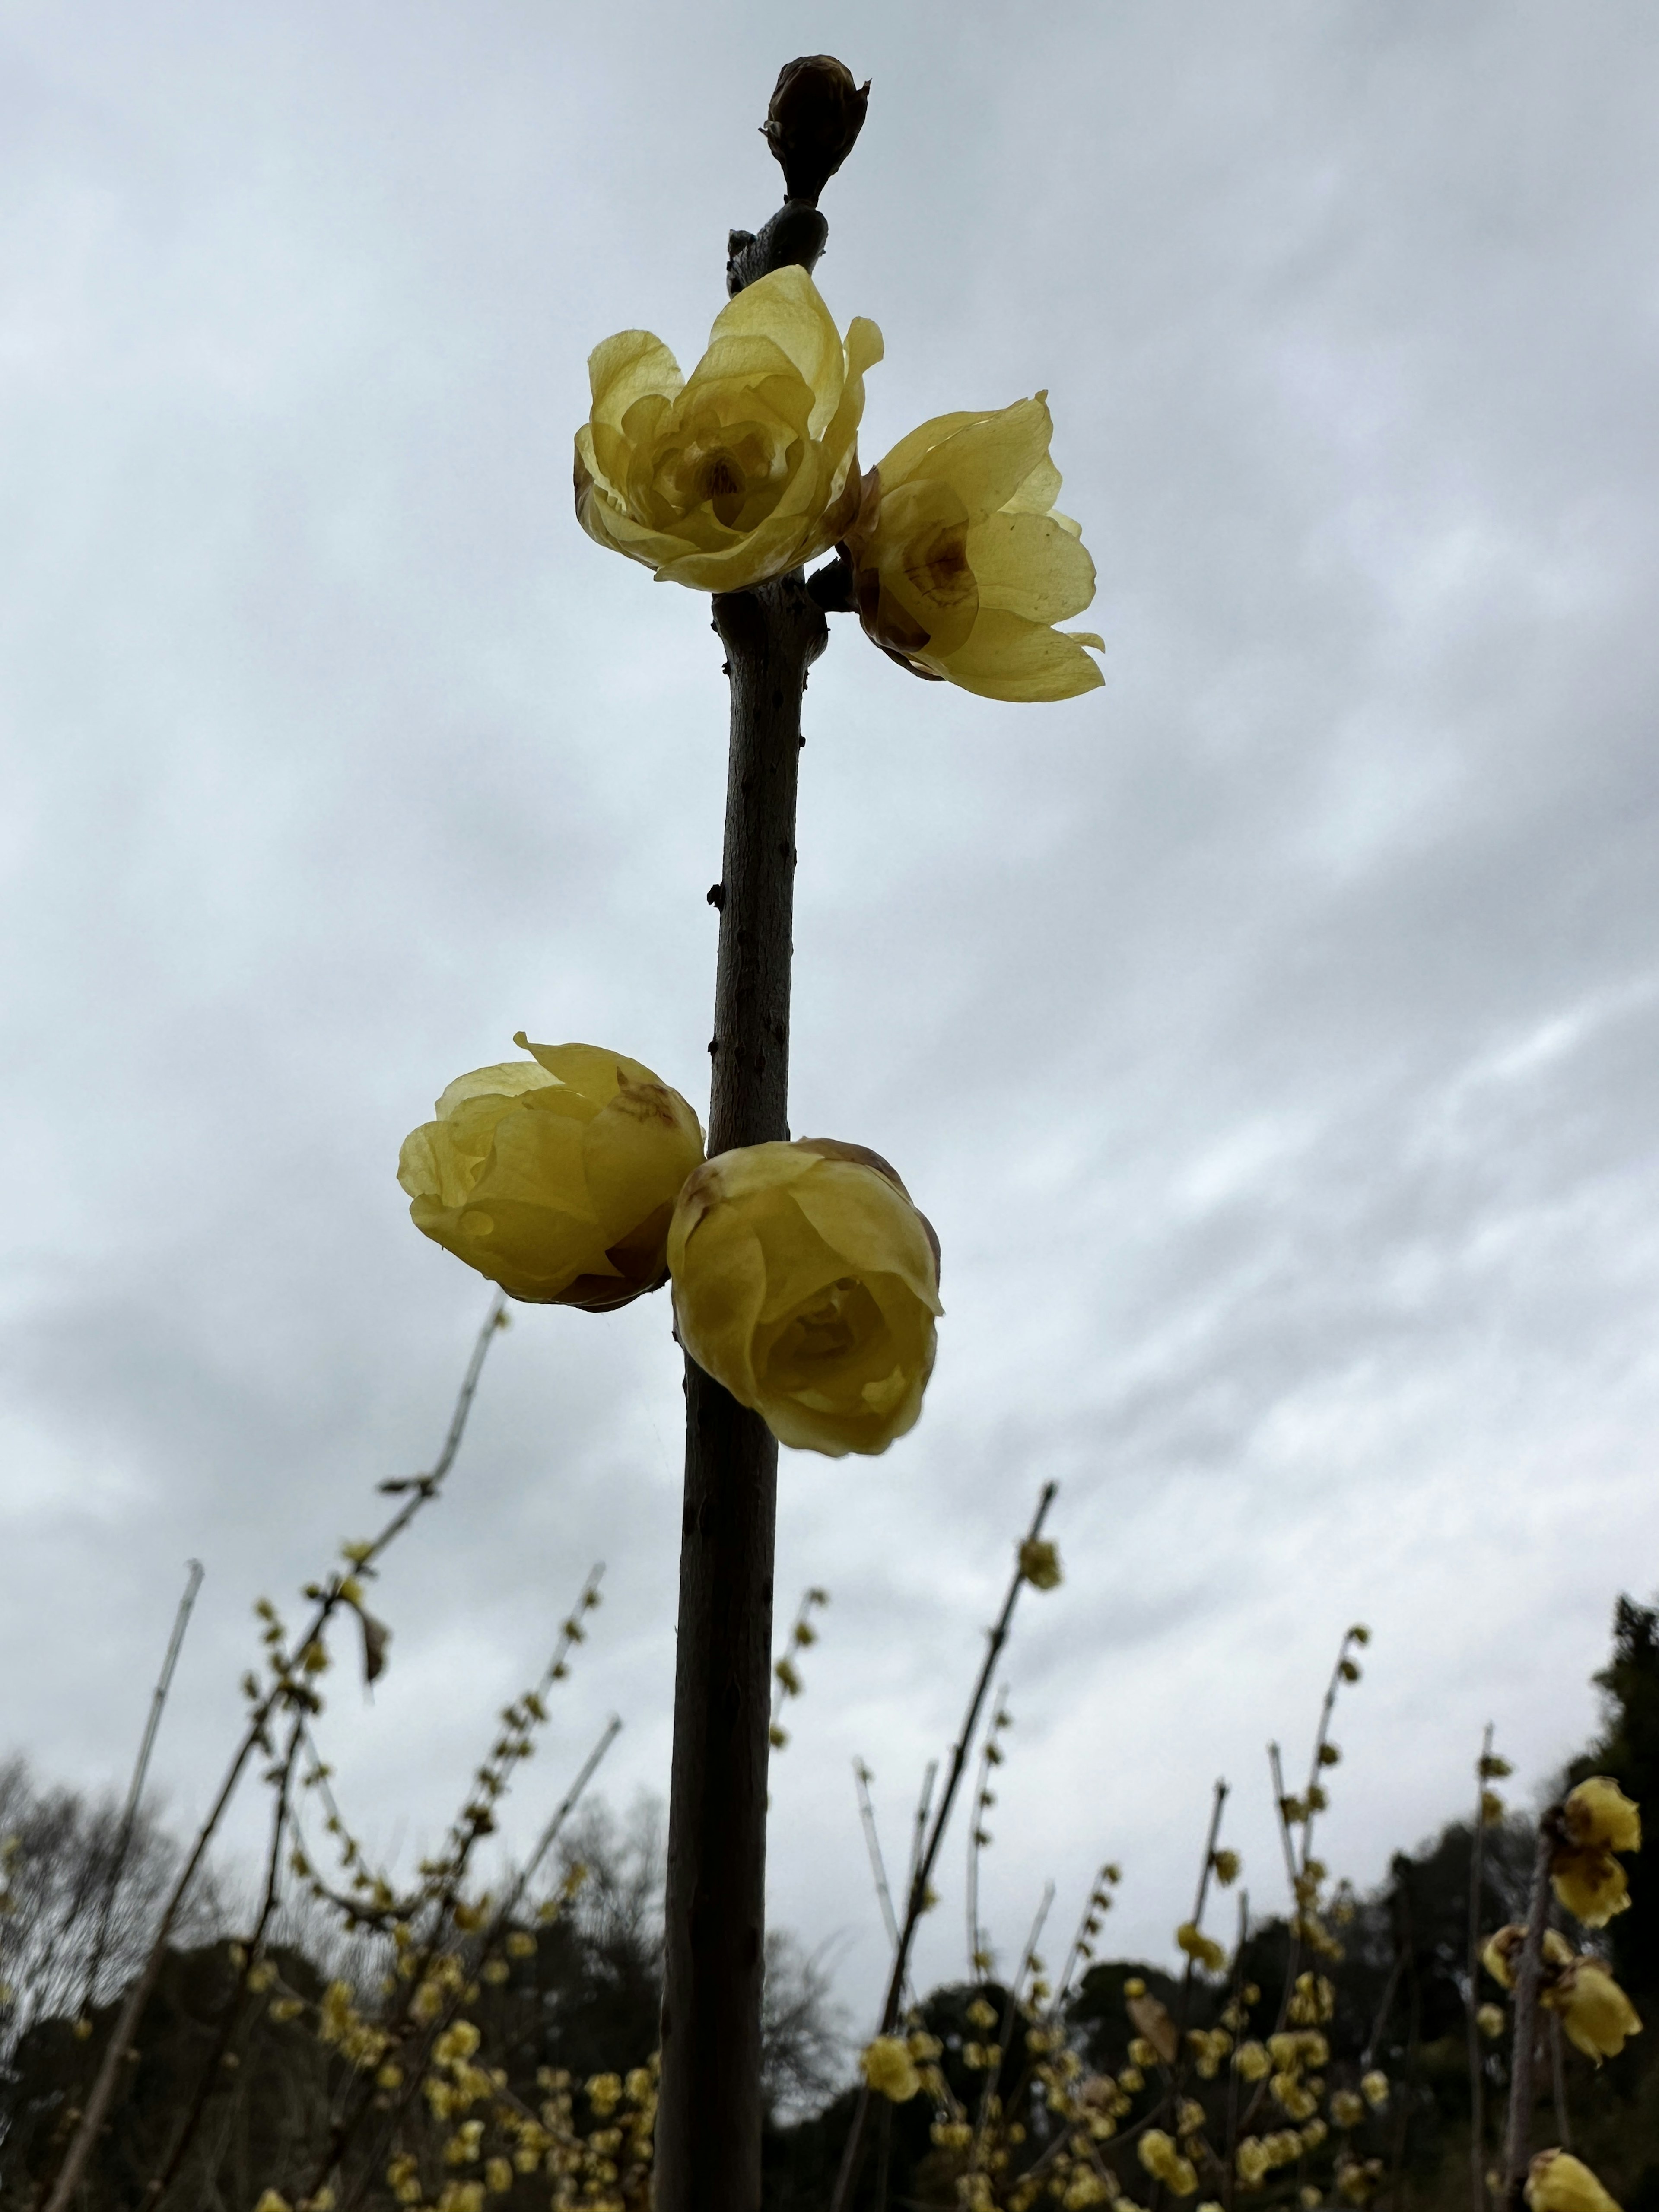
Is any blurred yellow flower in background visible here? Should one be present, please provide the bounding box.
[1139,2130,1198,2196]
[843,393,1103,700]
[668,1137,941,1457]
[859,2035,920,2102]
[575,267,880,592]
[399,1037,703,1309]
[1176,1922,1226,1974]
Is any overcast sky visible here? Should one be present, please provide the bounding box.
[3,0,1658,2040]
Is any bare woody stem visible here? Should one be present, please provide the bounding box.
[1467,1725,1494,2212]
[653,148,841,2208]
[1502,1806,1563,2207]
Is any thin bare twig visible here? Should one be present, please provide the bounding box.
[966,1685,1010,1979]
[1467,1723,1495,2211]
[80,1560,205,2022]
[855,1762,901,1954]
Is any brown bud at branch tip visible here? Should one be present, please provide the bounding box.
[763,56,870,204]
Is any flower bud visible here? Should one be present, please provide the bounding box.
[763,56,870,203]
[843,394,1103,700]
[668,1137,941,1457]
[575,268,881,593]
[398,1037,703,1309]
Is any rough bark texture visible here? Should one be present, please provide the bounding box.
[652,343,831,2212]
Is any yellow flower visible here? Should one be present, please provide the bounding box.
[1236,2139,1271,2186]
[842,393,1103,700]
[1526,2151,1624,2212]
[1359,2070,1389,2110]
[1552,1849,1631,1927]
[1330,2090,1364,2127]
[1563,1777,1642,1854]
[1552,1778,1641,1927]
[574,266,880,592]
[1476,2003,1506,2039]
[859,2034,921,2102]
[1019,1537,1063,1589]
[1176,1922,1226,1974]
[399,1037,702,1309]
[1233,2040,1271,2082]
[668,1137,942,1456]
[1138,2131,1198,2195]
[1482,1926,1573,1991]
[1542,1958,1642,2063]
[1211,1849,1241,1886]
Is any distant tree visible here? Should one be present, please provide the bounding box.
[1572,1593,1659,1999]
[0,1759,222,2070]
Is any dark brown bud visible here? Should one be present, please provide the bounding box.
[763,56,870,204]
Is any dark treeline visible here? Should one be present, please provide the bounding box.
[3,1600,1656,2210]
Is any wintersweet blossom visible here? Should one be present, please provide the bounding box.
[842,393,1103,700]
[1139,2131,1198,2195]
[574,267,880,591]
[1553,1777,1642,1926]
[399,1038,703,1309]
[668,1137,941,1456]
[1176,1921,1226,1974]
[859,2036,921,2102]
[1482,1925,1573,1991]
[1526,2151,1624,2212]
[1019,1537,1062,1589]
[1543,1958,1643,2063]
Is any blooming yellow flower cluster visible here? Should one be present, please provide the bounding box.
[1138,2127,1198,2196]
[574,270,1103,702]
[401,1044,942,1456]
[1481,1919,1642,2062]
[1552,1775,1642,1926]
[398,1039,703,1311]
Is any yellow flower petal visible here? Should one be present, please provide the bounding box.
[670,1139,941,1457]
[575,267,880,594]
[1527,2151,1624,2212]
[846,394,1103,701]
[400,1041,703,1309]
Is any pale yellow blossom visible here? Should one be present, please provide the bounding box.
[669,1137,941,1456]
[1543,1958,1642,2063]
[844,394,1103,700]
[1526,2151,1623,2212]
[575,267,879,591]
[859,2034,921,2102]
[400,1039,702,1308]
